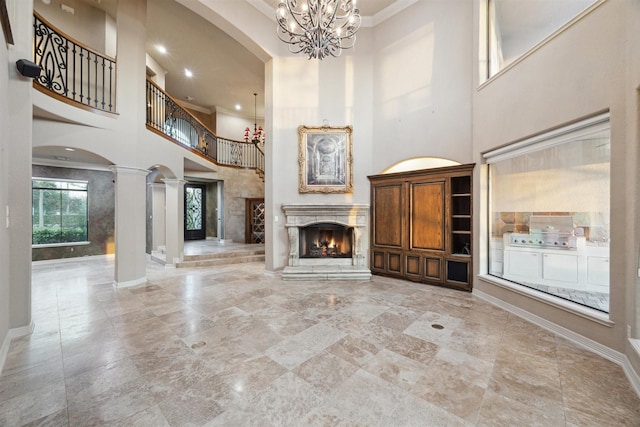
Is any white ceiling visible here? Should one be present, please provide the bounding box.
[146,0,404,121]
[50,0,406,122]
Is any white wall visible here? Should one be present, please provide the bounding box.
[266,38,375,270]
[216,108,264,142]
[34,0,109,55]
[0,0,12,359]
[1,0,34,365]
[371,0,474,174]
[472,0,636,362]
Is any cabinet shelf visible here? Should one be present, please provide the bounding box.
[452,193,471,197]
[452,230,471,234]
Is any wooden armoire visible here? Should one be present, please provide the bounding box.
[368,163,474,291]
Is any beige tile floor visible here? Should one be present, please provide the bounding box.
[1,250,639,426]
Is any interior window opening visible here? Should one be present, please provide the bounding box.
[480,0,599,82]
[485,114,610,313]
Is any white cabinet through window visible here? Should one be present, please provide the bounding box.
[587,256,609,288]
[506,250,541,280]
[543,253,579,283]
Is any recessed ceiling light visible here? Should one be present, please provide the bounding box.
[64,147,75,152]
[184,68,193,78]
[235,104,241,111]
[156,45,167,55]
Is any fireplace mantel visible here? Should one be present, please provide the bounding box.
[281,204,371,280]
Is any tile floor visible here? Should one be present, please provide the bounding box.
[1,253,639,426]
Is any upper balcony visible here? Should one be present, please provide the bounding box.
[30,2,265,177]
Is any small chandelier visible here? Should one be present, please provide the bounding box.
[243,93,265,148]
[276,0,361,60]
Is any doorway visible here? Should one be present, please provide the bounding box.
[184,184,206,240]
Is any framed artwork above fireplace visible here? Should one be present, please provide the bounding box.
[298,125,353,194]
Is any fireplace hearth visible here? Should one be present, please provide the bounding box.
[300,223,352,258]
[281,204,371,280]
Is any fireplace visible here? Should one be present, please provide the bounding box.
[281,204,371,280]
[300,223,353,258]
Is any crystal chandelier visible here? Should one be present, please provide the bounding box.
[243,93,265,148]
[276,0,361,60]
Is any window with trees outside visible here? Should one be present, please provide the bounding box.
[32,178,88,245]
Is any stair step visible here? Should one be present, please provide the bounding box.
[176,253,265,268]
[182,249,265,262]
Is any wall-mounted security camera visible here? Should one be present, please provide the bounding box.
[16,59,41,79]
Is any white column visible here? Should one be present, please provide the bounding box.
[149,182,166,252]
[111,166,149,288]
[163,178,185,267]
[6,0,35,333]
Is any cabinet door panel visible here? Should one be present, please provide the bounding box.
[388,253,402,273]
[372,251,386,271]
[587,256,609,286]
[425,257,442,281]
[507,250,541,279]
[410,182,444,251]
[373,184,402,247]
[405,255,421,277]
[543,253,578,283]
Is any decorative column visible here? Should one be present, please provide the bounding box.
[287,226,300,267]
[111,166,149,288]
[163,178,185,267]
[149,182,166,253]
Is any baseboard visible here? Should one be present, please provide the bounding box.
[113,276,147,288]
[32,253,114,265]
[0,321,35,375]
[473,289,640,398]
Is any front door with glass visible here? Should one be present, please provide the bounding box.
[185,184,206,240]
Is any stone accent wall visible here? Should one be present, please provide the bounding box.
[32,165,115,261]
[219,167,264,243]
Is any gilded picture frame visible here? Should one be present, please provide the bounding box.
[298,125,353,194]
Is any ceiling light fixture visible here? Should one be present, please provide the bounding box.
[243,93,265,149]
[276,0,361,60]
[156,45,167,55]
[184,68,193,78]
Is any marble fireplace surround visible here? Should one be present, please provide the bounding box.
[282,204,371,280]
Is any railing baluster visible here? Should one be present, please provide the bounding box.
[86,49,91,106]
[33,12,116,113]
[109,61,113,111]
[142,78,264,177]
[72,44,76,101]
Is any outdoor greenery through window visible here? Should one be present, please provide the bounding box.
[32,178,88,245]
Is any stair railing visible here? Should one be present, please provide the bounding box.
[33,12,116,113]
[146,79,265,175]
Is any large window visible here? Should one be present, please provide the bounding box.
[480,0,599,82]
[32,178,88,245]
[485,114,610,312]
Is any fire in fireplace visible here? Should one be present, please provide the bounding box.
[299,223,353,258]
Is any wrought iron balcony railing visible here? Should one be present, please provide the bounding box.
[33,12,116,113]
[146,79,265,176]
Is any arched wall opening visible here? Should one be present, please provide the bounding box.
[380,156,462,174]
